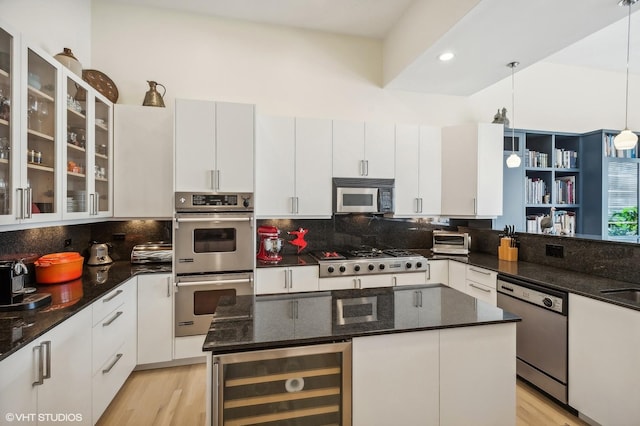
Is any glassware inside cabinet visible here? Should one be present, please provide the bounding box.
[26,48,57,215]
[0,27,11,216]
[66,77,88,213]
[94,96,110,213]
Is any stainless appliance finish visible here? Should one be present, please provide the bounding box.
[174,192,254,275]
[313,247,427,278]
[497,275,568,403]
[333,178,394,214]
[432,230,471,255]
[212,342,352,426]
[335,296,378,325]
[130,242,172,264]
[87,242,113,266]
[175,272,254,337]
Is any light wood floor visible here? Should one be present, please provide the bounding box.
[98,363,587,426]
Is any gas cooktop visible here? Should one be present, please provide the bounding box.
[311,247,428,277]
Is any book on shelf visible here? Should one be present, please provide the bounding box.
[554,148,578,168]
[524,149,549,168]
[604,133,638,158]
[554,175,576,204]
[525,176,547,204]
[526,210,576,235]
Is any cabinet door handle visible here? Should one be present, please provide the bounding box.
[392,276,397,287]
[358,278,362,289]
[42,341,51,380]
[94,192,100,215]
[210,170,216,190]
[427,263,431,281]
[167,277,172,297]
[16,188,23,219]
[216,170,221,190]
[103,311,123,327]
[103,289,123,302]
[25,187,33,219]
[33,344,44,386]
[469,267,491,275]
[469,282,491,293]
[419,291,423,307]
[289,270,293,289]
[89,193,95,215]
[419,198,423,213]
[294,300,299,319]
[473,197,477,215]
[284,269,289,289]
[102,353,123,374]
[294,197,299,214]
[364,160,369,176]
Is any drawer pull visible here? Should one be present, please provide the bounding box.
[103,289,123,302]
[102,353,123,374]
[469,282,491,293]
[103,311,123,327]
[469,267,491,275]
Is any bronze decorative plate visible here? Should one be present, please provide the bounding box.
[82,69,119,103]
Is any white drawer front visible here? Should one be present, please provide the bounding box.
[92,282,134,326]
[92,339,136,422]
[466,280,497,306]
[466,266,497,288]
[92,300,135,375]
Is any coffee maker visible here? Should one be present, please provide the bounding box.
[257,226,283,263]
[0,259,51,311]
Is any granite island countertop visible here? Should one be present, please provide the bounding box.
[0,261,172,361]
[203,284,520,355]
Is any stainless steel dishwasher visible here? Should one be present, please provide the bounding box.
[496,275,569,404]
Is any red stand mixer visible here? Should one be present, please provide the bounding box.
[257,226,283,263]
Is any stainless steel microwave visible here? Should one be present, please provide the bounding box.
[333,178,394,214]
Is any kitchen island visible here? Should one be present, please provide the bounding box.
[203,284,520,426]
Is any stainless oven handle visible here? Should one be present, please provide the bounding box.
[175,217,252,223]
[177,278,253,287]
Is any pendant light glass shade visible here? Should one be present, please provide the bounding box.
[506,152,522,168]
[614,0,638,150]
[506,61,521,168]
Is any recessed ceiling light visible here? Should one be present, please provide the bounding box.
[439,52,455,62]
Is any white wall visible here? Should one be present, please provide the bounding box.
[90,1,470,126]
[0,0,91,66]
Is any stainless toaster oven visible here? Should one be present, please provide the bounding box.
[432,230,471,255]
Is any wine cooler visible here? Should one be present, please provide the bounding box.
[212,342,352,426]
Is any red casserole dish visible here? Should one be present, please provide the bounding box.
[35,252,84,284]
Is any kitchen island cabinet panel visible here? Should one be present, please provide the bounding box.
[352,331,440,426]
[440,323,516,426]
[569,293,640,425]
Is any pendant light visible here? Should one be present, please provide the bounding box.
[506,61,521,168]
[614,0,638,150]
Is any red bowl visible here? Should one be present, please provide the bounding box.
[35,252,84,284]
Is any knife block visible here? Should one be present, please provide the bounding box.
[498,237,518,262]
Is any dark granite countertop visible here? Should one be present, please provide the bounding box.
[203,284,520,355]
[0,261,172,361]
[413,250,640,312]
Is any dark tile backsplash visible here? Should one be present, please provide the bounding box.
[0,221,171,261]
[2,216,640,284]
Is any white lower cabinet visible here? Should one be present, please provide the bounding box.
[440,323,516,426]
[0,307,92,425]
[320,272,427,291]
[92,278,137,422]
[256,266,319,294]
[426,259,449,285]
[447,261,497,306]
[352,331,440,426]
[137,273,173,365]
[569,294,640,425]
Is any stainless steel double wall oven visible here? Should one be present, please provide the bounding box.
[173,192,255,337]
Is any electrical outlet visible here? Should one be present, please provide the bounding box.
[112,233,126,241]
[64,238,72,247]
[545,244,564,258]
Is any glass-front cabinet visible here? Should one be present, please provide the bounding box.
[0,24,18,224]
[23,46,60,221]
[62,70,113,218]
[0,20,113,225]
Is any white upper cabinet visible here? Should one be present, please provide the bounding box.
[332,119,395,179]
[441,123,503,217]
[114,105,173,218]
[256,114,332,218]
[394,124,441,217]
[175,99,254,193]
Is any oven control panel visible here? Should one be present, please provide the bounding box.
[497,279,565,314]
[175,192,253,211]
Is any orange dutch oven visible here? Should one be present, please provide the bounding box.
[34,252,84,284]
